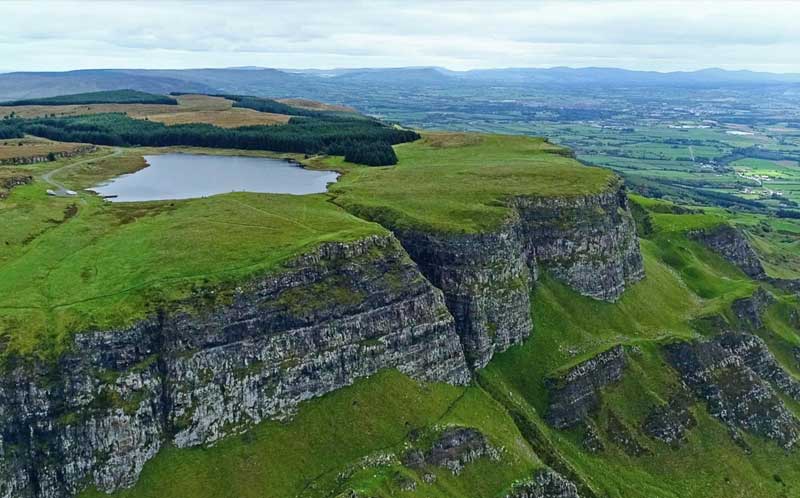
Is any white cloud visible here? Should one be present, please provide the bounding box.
[2,0,800,72]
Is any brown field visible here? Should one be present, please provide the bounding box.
[277,98,356,113]
[144,108,289,127]
[0,136,89,160]
[0,94,289,127]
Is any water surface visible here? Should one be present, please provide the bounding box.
[92,153,338,202]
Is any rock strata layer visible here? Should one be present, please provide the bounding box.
[545,345,627,429]
[0,177,646,497]
[666,332,800,449]
[392,180,643,368]
[506,469,582,498]
[0,235,469,498]
[689,225,766,279]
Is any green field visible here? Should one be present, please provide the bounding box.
[326,132,616,233]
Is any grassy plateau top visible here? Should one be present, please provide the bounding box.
[0,127,617,358]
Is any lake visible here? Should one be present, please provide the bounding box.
[91,153,339,202]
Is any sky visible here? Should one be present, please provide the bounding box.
[3,0,800,73]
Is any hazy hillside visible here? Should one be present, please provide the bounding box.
[4,66,800,103]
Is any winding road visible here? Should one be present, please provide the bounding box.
[40,147,123,196]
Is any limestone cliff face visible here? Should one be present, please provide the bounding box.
[0,235,469,498]
[506,469,582,498]
[396,180,643,368]
[666,332,800,450]
[544,345,627,429]
[0,178,645,497]
[689,225,766,279]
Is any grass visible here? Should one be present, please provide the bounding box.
[2,122,799,496]
[477,219,800,498]
[0,179,383,358]
[326,132,617,234]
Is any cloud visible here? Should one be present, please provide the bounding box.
[3,0,800,72]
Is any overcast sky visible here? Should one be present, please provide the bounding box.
[3,0,800,73]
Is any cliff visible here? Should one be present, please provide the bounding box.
[689,225,766,279]
[0,235,469,498]
[392,180,643,368]
[0,132,647,497]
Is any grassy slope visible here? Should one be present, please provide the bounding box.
[0,178,383,357]
[479,203,800,498]
[326,132,616,233]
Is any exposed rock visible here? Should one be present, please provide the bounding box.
[506,468,582,498]
[397,180,643,368]
[689,225,766,279]
[515,183,644,302]
[0,235,470,498]
[732,288,774,330]
[545,346,627,429]
[403,427,499,476]
[666,333,800,449]
[399,226,533,369]
[642,391,696,447]
[581,423,605,454]
[0,177,646,497]
[0,174,32,198]
[394,473,417,491]
[0,145,96,165]
[605,411,650,457]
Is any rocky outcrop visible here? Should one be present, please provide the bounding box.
[0,171,646,497]
[642,391,696,447]
[689,225,766,279]
[545,346,627,429]
[514,183,644,302]
[0,235,470,498]
[732,288,774,329]
[0,174,32,198]
[396,180,643,368]
[506,468,582,498]
[0,145,96,165]
[403,427,500,476]
[666,333,800,449]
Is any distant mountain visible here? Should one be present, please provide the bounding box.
[331,67,455,85]
[460,66,800,86]
[0,69,215,102]
[2,66,799,103]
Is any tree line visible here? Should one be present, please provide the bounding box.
[0,112,418,166]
